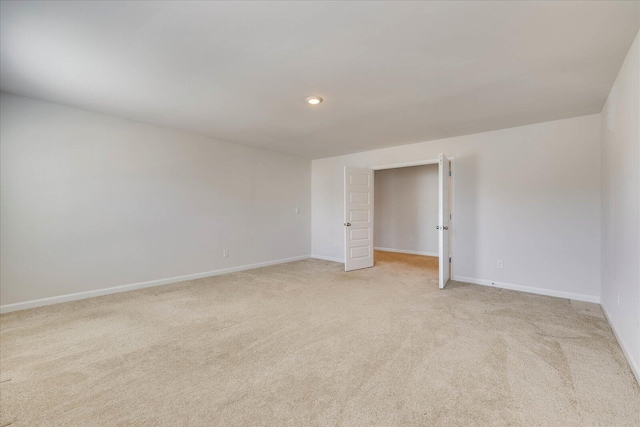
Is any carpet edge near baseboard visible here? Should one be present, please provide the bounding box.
[601,303,640,387]
[0,255,312,314]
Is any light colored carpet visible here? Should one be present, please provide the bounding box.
[1,251,638,426]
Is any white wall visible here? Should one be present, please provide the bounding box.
[374,165,438,255]
[312,114,602,302]
[600,31,640,382]
[0,94,311,308]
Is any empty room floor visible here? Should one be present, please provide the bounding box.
[1,252,638,426]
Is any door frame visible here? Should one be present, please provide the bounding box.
[370,157,455,279]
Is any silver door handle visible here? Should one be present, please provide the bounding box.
[344,223,351,226]
[436,226,449,230]
[443,226,448,230]
[436,226,440,229]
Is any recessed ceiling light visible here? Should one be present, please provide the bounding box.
[306,96,323,105]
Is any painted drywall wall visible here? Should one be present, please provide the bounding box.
[0,94,311,307]
[374,165,438,255]
[600,31,640,382]
[312,114,602,302]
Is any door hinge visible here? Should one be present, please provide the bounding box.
[449,213,452,220]
[449,257,452,263]
[449,170,451,176]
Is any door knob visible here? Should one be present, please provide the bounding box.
[436,226,440,229]
[443,226,448,230]
[344,223,351,226]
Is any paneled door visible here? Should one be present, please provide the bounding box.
[438,154,451,289]
[344,167,374,271]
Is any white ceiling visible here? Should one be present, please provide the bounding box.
[1,1,638,159]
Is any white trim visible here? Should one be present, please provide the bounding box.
[371,158,438,170]
[371,156,456,171]
[451,275,600,303]
[448,157,455,278]
[0,255,311,314]
[374,247,438,257]
[601,303,640,386]
[311,254,344,263]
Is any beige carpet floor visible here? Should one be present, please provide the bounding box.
[1,251,638,426]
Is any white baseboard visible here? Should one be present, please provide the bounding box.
[601,303,640,386]
[0,255,311,314]
[451,275,600,304]
[311,254,344,263]
[374,247,438,257]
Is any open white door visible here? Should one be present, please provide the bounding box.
[344,167,374,271]
[438,154,451,289]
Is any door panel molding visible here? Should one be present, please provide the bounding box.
[344,167,374,271]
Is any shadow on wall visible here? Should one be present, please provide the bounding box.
[453,154,479,279]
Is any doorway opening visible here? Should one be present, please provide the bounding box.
[374,163,440,286]
[343,155,453,288]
